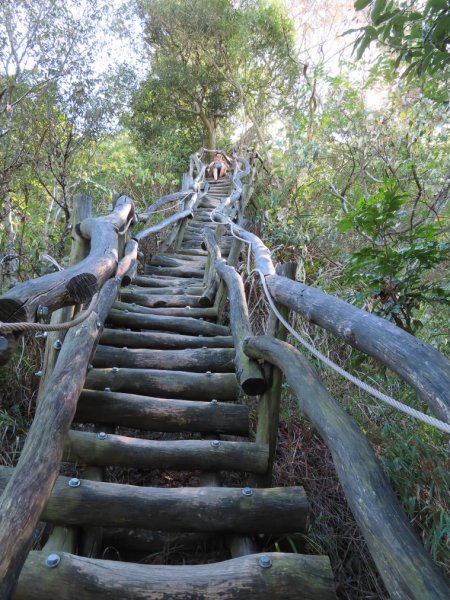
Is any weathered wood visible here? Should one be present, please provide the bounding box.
[75,390,249,435]
[113,301,217,319]
[149,255,205,268]
[253,263,296,486]
[144,264,205,278]
[120,291,206,308]
[133,208,193,242]
[16,551,335,600]
[0,196,134,322]
[100,328,233,349]
[132,275,202,287]
[244,336,450,600]
[121,286,204,296]
[0,276,121,599]
[0,469,309,533]
[119,240,139,286]
[63,431,267,473]
[93,345,234,372]
[201,227,223,307]
[215,261,266,396]
[85,367,239,401]
[266,274,450,423]
[106,309,229,336]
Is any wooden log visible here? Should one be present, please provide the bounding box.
[106,309,229,336]
[63,430,267,473]
[75,389,249,435]
[0,196,134,322]
[266,274,450,423]
[133,208,193,242]
[132,275,203,287]
[16,551,335,600]
[253,263,296,487]
[215,261,266,396]
[93,345,234,372]
[121,286,204,296]
[0,276,121,599]
[244,336,450,600]
[174,248,208,256]
[0,469,309,533]
[144,264,205,278]
[112,301,217,319]
[85,367,239,401]
[201,228,223,307]
[100,328,233,349]
[149,255,205,268]
[119,291,206,308]
[120,240,139,286]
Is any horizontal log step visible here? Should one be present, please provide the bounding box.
[85,368,239,400]
[106,310,229,336]
[93,345,235,372]
[64,431,267,473]
[76,390,249,434]
[123,286,205,295]
[150,256,206,268]
[120,292,207,309]
[17,551,336,600]
[132,275,203,287]
[144,265,205,278]
[112,302,218,319]
[0,469,308,533]
[173,248,208,256]
[100,329,233,349]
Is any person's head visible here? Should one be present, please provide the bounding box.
[215,152,222,159]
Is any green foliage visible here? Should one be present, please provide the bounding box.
[352,0,450,99]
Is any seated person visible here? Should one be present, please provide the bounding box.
[208,152,229,180]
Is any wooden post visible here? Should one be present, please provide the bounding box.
[252,262,296,487]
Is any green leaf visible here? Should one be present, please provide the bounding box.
[354,0,373,10]
[371,0,387,24]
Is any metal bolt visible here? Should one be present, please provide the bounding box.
[124,310,129,313]
[97,431,107,440]
[258,555,272,569]
[104,387,111,392]
[53,340,62,350]
[132,303,136,307]
[96,320,102,329]
[45,553,61,568]
[35,370,42,377]
[206,371,212,376]
[242,486,253,497]
[35,332,47,339]
[211,399,218,405]
[244,336,250,343]
[122,347,128,350]
[36,305,49,319]
[68,478,81,488]
[210,439,220,448]
[112,367,119,373]
[87,363,93,371]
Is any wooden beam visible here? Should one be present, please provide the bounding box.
[215,261,266,396]
[100,329,233,349]
[85,367,239,401]
[0,469,309,534]
[266,274,450,423]
[244,335,450,600]
[16,551,335,600]
[75,390,249,435]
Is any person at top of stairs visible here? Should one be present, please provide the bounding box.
[207,151,231,180]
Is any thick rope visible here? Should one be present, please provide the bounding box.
[0,293,99,334]
[216,212,450,435]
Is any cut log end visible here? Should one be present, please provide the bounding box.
[66,273,98,304]
[241,376,268,397]
[0,298,25,323]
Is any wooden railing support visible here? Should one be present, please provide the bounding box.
[244,335,450,600]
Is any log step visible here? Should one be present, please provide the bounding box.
[93,345,234,372]
[85,367,239,401]
[106,310,230,336]
[120,292,207,308]
[64,430,268,473]
[75,390,249,435]
[113,301,218,319]
[17,551,336,600]
[132,275,203,287]
[100,329,234,349]
[144,265,205,278]
[122,286,205,296]
[0,468,309,533]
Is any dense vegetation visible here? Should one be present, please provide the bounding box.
[1,1,449,597]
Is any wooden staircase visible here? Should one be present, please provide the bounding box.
[14,176,336,598]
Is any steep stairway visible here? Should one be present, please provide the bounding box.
[16,175,336,598]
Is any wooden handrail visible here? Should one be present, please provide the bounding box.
[244,335,450,600]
